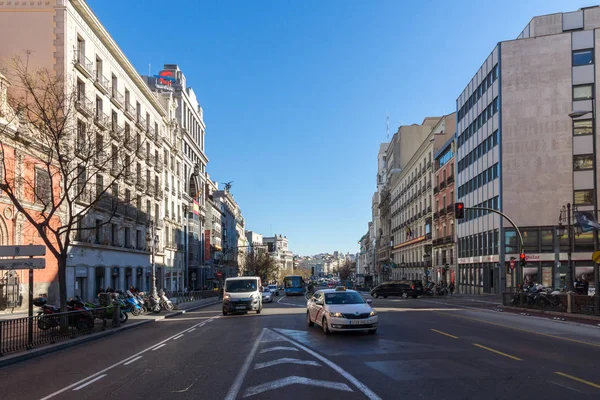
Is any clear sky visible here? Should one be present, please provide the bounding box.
[88,0,588,256]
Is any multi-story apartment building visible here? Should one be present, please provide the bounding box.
[456,7,600,294]
[0,0,170,300]
[213,188,243,278]
[432,136,457,285]
[0,73,63,310]
[388,117,447,280]
[374,143,391,284]
[143,64,206,291]
[263,234,294,279]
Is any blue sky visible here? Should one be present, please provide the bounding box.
[88,0,588,256]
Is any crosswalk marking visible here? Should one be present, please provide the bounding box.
[254,358,321,370]
[243,376,353,397]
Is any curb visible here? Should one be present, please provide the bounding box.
[501,305,600,323]
[0,299,221,368]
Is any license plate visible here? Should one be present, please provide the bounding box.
[349,320,369,325]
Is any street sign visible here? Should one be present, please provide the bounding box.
[0,245,45,257]
[425,270,430,276]
[0,258,46,270]
[510,260,515,269]
[216,272,222,278]
[592,250,600,264]
[191,272,197,279]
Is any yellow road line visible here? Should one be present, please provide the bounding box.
[430,328,459,339]
[472,343,522,361]
[435,311,600,349]
[555,372,600,389]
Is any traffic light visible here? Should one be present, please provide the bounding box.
[455,202,465,219]
[519,253,526,267]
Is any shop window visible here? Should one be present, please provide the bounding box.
[540,229,554,253]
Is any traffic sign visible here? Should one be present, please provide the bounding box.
[0,245,45,257]
[425,270,430,276]
[0,258,45,270]
[592,250,600,264]
[191,272,197,279]
[216,272,222,278]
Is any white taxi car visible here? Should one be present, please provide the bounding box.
[306,287,378,334]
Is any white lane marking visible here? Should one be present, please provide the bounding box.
[254,358,320,370]
[152,344,166,351]
[243,376,352,397]
[72,374,107,391]
[224,330,265,400]
[547,380,583,393]
[259,346,299,354]
[276,295,305,307]
[188,328,196,332]
[272,329,382,400]
[123,356,143,366]
[173,334,184,340]
[39,312,220,400]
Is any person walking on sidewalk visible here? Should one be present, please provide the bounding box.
[449,282,455,296]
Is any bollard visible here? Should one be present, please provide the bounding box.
[112,304,121,328]
[567,293,573,313]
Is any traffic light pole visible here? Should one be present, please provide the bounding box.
[463,206,524,291]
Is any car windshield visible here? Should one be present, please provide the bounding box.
[262,288,270,293]
[324,292,365,305]
[225,280,258,293]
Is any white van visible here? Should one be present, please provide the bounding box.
[222,276,262,316]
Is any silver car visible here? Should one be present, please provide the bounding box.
[261,288,273,303]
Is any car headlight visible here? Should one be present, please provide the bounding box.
[369,310,378,317]
[329,312,343,318]
[223,294,231,300]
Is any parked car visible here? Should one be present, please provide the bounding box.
[267,284,279,296]
[370,280,423,299]
[261,287,273,303]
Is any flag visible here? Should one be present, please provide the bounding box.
[575,211,600,232]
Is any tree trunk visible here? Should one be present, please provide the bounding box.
[57,254,69,332]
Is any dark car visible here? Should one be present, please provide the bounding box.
[370,280,423,299]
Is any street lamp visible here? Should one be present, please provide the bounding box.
[146,219,160,298]
[569,110,592,119]
[558,204,583,292]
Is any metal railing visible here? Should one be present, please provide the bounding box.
[163,290,219,304]
[0,307,114,356]
[502,292,600,316]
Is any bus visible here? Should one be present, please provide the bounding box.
[283,275,305,296]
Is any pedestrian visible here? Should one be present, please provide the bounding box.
[449,282,455,296]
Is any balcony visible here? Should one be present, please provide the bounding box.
[440,208,447,216]
[146,126,155,141]
[124,172,134,185]
[434,186,439,194]
[111,88,124,109]
[110,160,122,177]
[446,204,454,214]
[110,123,124,141]
[427,205,432,213]
[154,188,162,200]
[135,176,146,191]
[136,145,145,160]
[124,103,135,120]
[433,211,439,219]
[74,52,94,78]
[178,190,182,199]
[146,154,154,167]
[443,235,454,244]
[426,181,432,189]
[440,181,447,190]
[136,211,148,224]
[93,151,106,169]
[75,97,94,118]
[124,205,137,220]
[145,183,155,196]
[95,193,114,211]
[447,175,454,185]
[153,159,162,172]
[425,232,432,240]
[171,187,176,196]
[136,115,147,131]
[427,161,432,170]
[94,73,110,95]
[94,111,110,130]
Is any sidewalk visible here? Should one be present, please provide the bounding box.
[0,297,220,368]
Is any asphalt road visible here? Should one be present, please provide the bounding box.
[1,293,600,399]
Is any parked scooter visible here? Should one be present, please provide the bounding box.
[76,295,128,324]
[158,289,174,311]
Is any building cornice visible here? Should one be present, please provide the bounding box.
[70,0,167,118]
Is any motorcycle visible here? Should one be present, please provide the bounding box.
[34,296,95,331]
[158,289,174,311]
[116,291,144,316]
[77,295,128,324]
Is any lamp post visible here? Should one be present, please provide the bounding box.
[557,203,580,292]
[146,219,159,298]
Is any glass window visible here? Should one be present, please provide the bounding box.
[505,228,518,254]
[523,228,539,253]
[574,189,594,205]
[573,49,593,66]
[573,119,593,135]
[573,84,593,100]
[574,154,594,171]
[540,229,553,253]
[574,231,595,253]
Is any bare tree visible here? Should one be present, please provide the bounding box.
[0,55,145,312]
[335,260,356,282]
[242,248,279,283]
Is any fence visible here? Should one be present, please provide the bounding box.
[502,292,600,316]
[0,307,113,356]
[163,290,219,304]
